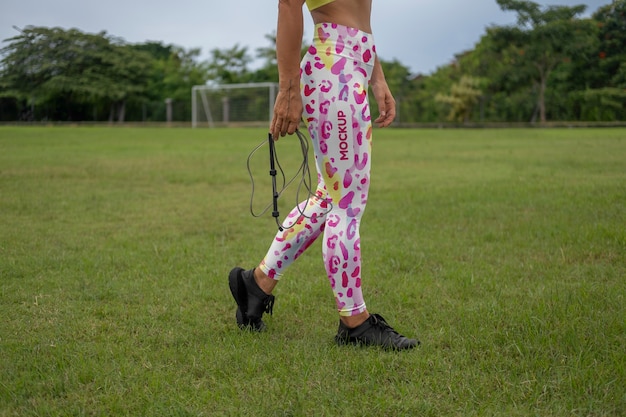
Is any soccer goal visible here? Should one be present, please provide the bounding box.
[191,82,278,128]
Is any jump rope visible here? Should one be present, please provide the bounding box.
[246,129,333,231]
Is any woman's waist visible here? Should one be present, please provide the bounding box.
[310,23,376,64]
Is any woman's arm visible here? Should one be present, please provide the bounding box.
[370,56,396,128]
[270,0,306,139]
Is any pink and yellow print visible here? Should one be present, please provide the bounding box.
[260,23,376,317]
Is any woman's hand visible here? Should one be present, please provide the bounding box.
[371,56,396,128]
[371,81,396,128]
[270,78,303,140]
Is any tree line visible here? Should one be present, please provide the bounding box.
[0,0,624,124]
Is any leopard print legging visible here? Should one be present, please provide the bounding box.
[260,23,376,316]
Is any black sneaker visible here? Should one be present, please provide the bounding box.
[228,267,275,332]
[335,313,419,350]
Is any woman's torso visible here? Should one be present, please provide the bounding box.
[308,0,373,34]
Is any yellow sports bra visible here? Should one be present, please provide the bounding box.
[305,0,334,11]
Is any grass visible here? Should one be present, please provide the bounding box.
[0,126,624,416]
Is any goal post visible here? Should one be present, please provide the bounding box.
[191,82,278,128]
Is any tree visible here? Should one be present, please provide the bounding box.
[490,0,598,122]
[98,42,154,122]
[132,42,209,121]
[566,0,626,120]
[207,44,253,84]
[435,76,483,123]
[0,26,153,121]
[592,0,626,89]
[135,42,208,101]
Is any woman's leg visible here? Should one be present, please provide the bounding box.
[257,186,329,282]
[301,23,376,318]
[230,23,418,348]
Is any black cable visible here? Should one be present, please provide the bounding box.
[247,129,332,231]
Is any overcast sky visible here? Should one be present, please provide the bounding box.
[0,0,612,75]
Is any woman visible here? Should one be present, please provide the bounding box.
[229,0,418,350]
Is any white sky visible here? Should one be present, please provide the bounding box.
[0,0,611,75]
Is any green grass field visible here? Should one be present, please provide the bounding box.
[1,126,624,416]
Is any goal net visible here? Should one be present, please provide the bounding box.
[191,82,278,128]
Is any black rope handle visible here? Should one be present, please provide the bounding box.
[268,133,283,231]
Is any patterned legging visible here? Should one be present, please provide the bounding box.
[260,23,375,316]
